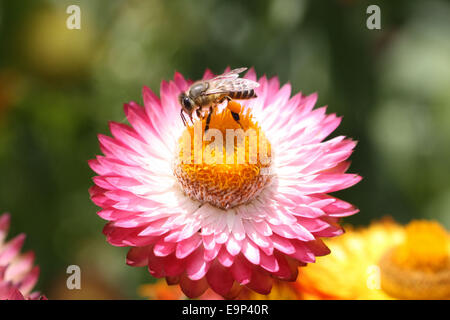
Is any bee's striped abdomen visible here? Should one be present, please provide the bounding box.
[229,89,257,100]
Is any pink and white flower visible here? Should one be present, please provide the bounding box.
[0,213,45,300]
[89,68,361,298]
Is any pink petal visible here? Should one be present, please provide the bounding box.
[202,69,214,80]
[244,67,257,81]
[162,254,185,277]
[204,242,221,261]
[5,251,35,281]
[272,253,298,281]
[186,248,210,280]
[175,235,202,259]
[259,251,279,273]
[179,274,208,298]
[226,236,242,256]
[217,247,235,267]
[126,246,150,267]
[305,239,331,257]
[0,233,26,265]
[18,266,39,295]
[154,239,176,257]
[0,213,10,243]
[246,269,272,295]
[147,251,165,278]
[241,239,260,265]
[289,240,316,263]
[206,261,234,297]
[173,71,189,91]
[270,234,295,255]
[230,255,252,285]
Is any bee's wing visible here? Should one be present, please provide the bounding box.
[204,78,260,95]
[209,67,248,81]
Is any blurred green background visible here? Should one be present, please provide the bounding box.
[1,0,449,299]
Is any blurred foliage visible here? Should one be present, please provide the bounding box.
[0,0,449,299]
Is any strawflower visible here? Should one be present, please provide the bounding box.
[0,213,45,300]
[89,68,361,298]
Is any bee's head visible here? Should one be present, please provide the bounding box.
[178,92,194,126]
[178,92,194,115]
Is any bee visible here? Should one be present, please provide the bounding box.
[178,67,259,131]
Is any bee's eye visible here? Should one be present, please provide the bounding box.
[183,97,192,110]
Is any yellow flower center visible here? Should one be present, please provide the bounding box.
[379,220,450,299]
[174,102,273,210]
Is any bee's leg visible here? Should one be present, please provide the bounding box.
[204,106,213,133]
[223,96,244,129]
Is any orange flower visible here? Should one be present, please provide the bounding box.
[295,219,450,299]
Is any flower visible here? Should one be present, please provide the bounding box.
[295,219,450,299]
[89,67,361,298]
[0,213,45,300]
